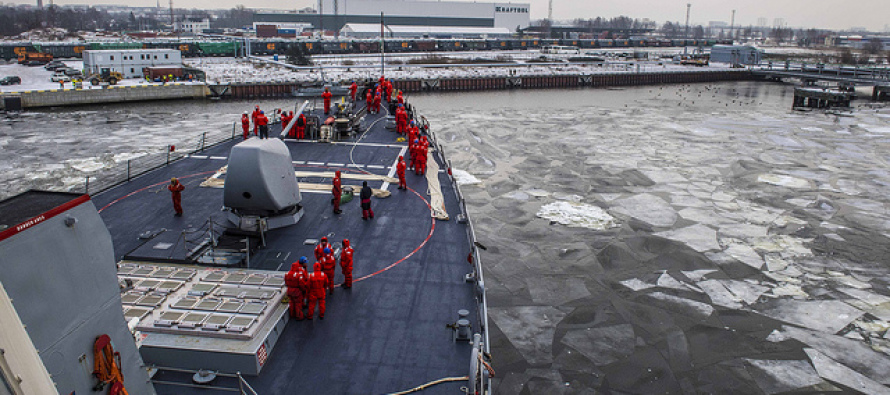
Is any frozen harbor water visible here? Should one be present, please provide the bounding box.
[4,79,890,393]
[411,82,890,394]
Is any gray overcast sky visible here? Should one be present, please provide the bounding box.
[8,0,890,31]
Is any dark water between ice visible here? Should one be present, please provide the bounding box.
[5,82,890,393]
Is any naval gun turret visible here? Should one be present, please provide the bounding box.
[224,138,303,231]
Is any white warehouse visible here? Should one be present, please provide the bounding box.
[82,49,182,79]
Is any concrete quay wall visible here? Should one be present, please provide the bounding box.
[1,83,209,109]
[218,70,753,99]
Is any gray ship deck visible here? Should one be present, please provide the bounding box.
[92,102,482,394]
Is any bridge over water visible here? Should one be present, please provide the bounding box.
[751,62,890,86]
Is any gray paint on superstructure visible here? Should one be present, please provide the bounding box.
[0,192,155,395]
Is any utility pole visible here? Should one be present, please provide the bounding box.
[380,12,385,78]
[684,3,691,40]
[730,9,736,43]
[547,0,553,39]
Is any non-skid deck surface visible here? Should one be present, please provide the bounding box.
[93,104,479,394]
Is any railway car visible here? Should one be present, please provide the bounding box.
[197,42,240,57]
[321,40,351,54]
[414,39,437,51]
[383,39,412,53]
[0,43,36,62]
[32,43,86,59]
[352,40,380,53]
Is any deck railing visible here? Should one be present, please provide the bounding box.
[80,123,240,196]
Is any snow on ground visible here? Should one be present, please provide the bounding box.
[188,54,736,85]
[0,61,200,93]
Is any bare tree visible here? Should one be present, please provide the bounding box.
[865,38,884,55]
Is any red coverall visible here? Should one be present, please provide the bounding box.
[168,180,185,215]
[295,114,306,139]
[349,82,357,101]
[322,90,332,114]
[241,114,250,139]
[332,171,342,214]
[322,253,336,293]
[366,91,374,113]
[307,262,327,319]
[251,107,261,134]
[410,140,420,171]
[314,238,330,261]
[281,113,291,137]
[416,139,428,175]
[396,156,407,189]
[284,262,308,319]
[395,107,407,135]
[340,240,354,288]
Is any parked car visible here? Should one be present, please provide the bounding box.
[62,68,83,77]
[0,76,21,85]
[44,61,65,71]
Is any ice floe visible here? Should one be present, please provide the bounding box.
[757,174,811,189]
[451,168,482,185]
[610,193,677,228]
[536,201,620,230]
[654,224,720,253]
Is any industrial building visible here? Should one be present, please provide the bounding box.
[709,45,763,65]
[340,23,511,38]
[254,0,529,37]
[82,49,182,79]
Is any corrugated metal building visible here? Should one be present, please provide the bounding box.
[340,23,512,38]
[83,49,182,78]
[709,45,763,65]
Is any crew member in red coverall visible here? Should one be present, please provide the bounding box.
[349,81,358,101]
[321,247,336,294]
[407,121,418,151]
[416,137,428,175]
[307,262,327,319]
[366,90,374,113]
[396,156,407,190]
[284,257,309,320]
[396,90,404,105]
[314,237,331,261]
[281,111,291,137]
[340,239,354,288]
[322,87,332,115]
[256,111,269,139]
[332,170,342,214]
[241,112,250,140]
[295,113,306,139]
[168,177,185,216]
[410,139,420,172]
[395,104,407,135]
[251,105,261,135]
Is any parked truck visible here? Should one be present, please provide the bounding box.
[17,52,53,65]
[142,66,183,82]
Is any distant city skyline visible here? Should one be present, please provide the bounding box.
[3,0,888,32]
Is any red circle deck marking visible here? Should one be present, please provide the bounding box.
[97,163,436,283]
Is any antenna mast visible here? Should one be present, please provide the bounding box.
[684,3,691,39]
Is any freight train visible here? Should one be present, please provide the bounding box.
[0,38,731,61]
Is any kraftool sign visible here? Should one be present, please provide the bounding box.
[495,6,528,13]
